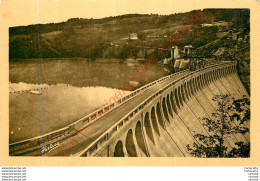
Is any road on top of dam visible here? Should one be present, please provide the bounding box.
[29,70,191,156]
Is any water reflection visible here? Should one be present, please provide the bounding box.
[9,58,168,90]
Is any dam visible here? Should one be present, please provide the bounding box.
[9,60,249,157]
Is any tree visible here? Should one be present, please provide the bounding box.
[186,94,250,158]
[118,45,129,60]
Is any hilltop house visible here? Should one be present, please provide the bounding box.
[129,33,138,40]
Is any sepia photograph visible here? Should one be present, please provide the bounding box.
[8,7,251,158]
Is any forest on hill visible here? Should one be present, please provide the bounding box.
[9,9,249,60]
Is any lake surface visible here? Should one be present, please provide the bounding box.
[9,58,169,90]
[9,58,169,143]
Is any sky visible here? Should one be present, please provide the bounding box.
[0,0,204,27]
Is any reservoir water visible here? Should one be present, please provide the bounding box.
[9,58,169,143]
[9,58,168,89]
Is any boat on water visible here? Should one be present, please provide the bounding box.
[29,90,42,95]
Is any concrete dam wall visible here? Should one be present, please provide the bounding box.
[80,62,249,157]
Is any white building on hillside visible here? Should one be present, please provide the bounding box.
[129,33,138,40]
